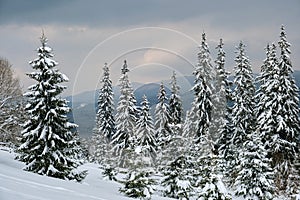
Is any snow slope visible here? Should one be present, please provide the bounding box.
[0,149,170,200]
[1,149,299,200]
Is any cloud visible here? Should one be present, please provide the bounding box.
[0,0,299,96]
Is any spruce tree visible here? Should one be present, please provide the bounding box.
[211,39,231,142]
[233,132,274,199]
[183,32,213,141]
[18,33,85,181]
[214,39,234,181]
[154,82,171,150]
[257,25,300,194]
[230,41,256,185]
[183,63,212,142]
[169,71,183,125]
[120,146,156,199]
[95,62,115,141]
[92,63,115,164]
[112,60,138,168]
[196,32,215,91]
[136,95,157,164]
[161,154,194,199]
[197,152,232,200]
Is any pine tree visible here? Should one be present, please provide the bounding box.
[256,43,277,144]
[183,32,213,141]
[160,131,196,199]
[211,39,231,142]
[214,39,234,181]
[161,154,194,199]
[136,95,157,164]
[257,25,300,194]
[196,32,215,91]
[112,60,138,168]
[95,62,115,141]
[169,71,183,125]
[230,41,256,185]
[120,146,156,199]
[233,132,274,200]
[92,63,115,164]
[155,82,171,150]
[197,152,232,200]
[17,33,85,181]
[183,64,212,142]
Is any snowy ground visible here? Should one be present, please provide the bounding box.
[0,149,171,200]
[1,149,299,200]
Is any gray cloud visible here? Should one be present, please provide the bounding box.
[0,0,299,96]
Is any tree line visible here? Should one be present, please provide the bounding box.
[0,25,299,199]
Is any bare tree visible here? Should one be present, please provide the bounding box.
[0,58,24,147]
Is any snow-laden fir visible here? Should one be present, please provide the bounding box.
[17,33,86,181]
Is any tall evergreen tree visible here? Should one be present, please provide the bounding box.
[95,62,115,141]
[196,32,215,91]
[136,95,157,164]
[169,71,183,125]
[154,82,171,149]
[232,44,275,199]
[210,39,230,141]
[230,41,256,185]
[92,63,115,164]
[112,60,138,168]
[17,33,85,181]
[183,69,212,141]
[257,26,300,194]
[181,33,230,198]
[214,39,234,180]
[183,32,213,141]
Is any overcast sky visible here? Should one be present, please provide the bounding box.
[0,0,299,96]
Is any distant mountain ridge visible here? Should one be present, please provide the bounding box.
[67,71,300,138]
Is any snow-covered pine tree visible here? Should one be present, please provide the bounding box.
[181,33,229,198]
[210,39,228,142]
[17,33,85,181]
[233,132,274,200]
[183,32,213,142]
[197,150,232,200]
[214,39,234,181]
[230,41,256,185]
[196,32,215,91]
[256,43,277,144]
[136,95,157,164]
[211,39,230,141]
[120,146,156,199]
[95,62,115,141]
[258,25,300,194]
[155,82,171,150]
[92,63,115,164]
[160,129,195,199]
[169,71,183,125]
[112,60,138,168]
[161,154,194,199]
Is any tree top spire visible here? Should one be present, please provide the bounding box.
[40,29,47,46]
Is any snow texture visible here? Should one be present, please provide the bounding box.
[0,150,171,200]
